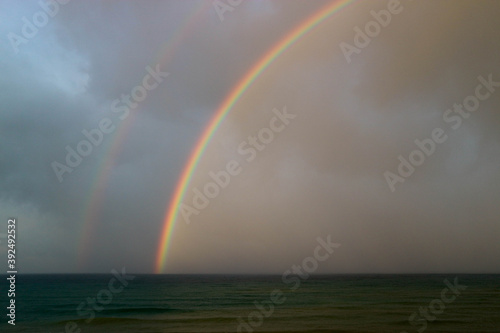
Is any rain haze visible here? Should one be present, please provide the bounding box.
[1,0,499,275]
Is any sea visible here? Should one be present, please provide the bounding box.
[0,274,498,332]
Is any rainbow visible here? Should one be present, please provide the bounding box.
[77,1,211,269]
[155,0,355,273]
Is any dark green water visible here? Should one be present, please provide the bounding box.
[0,274,498,332]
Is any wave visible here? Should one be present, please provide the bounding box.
[100,306,186,315]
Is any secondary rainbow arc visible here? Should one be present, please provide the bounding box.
[77,1,211,269]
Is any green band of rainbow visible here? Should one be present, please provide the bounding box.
[155,0,354,273]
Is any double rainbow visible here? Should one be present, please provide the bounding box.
[155,0,355,273]
[78,1,211,269]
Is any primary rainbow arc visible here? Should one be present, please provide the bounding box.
[155,0,355,273]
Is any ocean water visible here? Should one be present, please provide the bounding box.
[0,274,499,332]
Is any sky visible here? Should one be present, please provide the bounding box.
[0,0,499,274]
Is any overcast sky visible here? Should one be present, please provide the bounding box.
[1,0,499,274]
